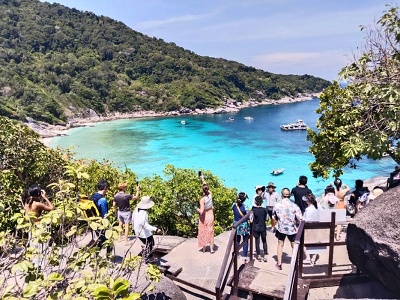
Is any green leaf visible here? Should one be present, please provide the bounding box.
[92,286,112,300]
[105,230,113,240]
[47,272,63,281]
[65,226,77,237]
[89,222,98,230]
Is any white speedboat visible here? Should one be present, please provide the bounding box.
[271,168,285,175]
[244,116,254,121]
[181,120,186,125]
[280,120,307,131]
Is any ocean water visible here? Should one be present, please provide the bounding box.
[49,98,394,206]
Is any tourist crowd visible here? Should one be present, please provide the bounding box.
[23,169,388,269]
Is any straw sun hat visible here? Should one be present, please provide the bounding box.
[137,196,154,209]
[255,185,265,193]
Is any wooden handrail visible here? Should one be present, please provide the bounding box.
[215,229,236,299]
[215,210,253,299]
[284,220,305,300]
[284,212,345,300]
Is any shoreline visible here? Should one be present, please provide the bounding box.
[37,93,321,144]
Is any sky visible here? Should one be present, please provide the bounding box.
[45,0,393,81]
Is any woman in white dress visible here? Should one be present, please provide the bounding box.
[302,193,319,265]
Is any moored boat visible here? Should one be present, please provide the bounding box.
[244,116,254,121]
[280,120,307,131]
[271,168,285,175]
[181,120,186,125]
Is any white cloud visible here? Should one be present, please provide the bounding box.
[252,51,352,80]
[135,11,220,30]
[180,4,385,43]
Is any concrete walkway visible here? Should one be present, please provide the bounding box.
[158,225,355,299]
[103,222,396,299]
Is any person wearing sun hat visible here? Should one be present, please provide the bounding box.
[252,195,269,262]
[133,196,161,263]
[264,182,281,232]
[252,185,266,207]
[320,185,339,210]
[368,186,384,200]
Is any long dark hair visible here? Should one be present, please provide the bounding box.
[27,185,41,209]
[306,193,318,209]
[325,185,335,195]
[334,178,342,191]
[202,184,209,196]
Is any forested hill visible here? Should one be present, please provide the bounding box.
[0,0,331,124]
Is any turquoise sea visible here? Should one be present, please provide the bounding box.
[49,98,394,206]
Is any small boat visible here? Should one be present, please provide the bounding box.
[271,168,285,175]
[225,116,234,122]
[280,120,307,131]
[382,152,390,157]
[244,116,254,121]
[181,120,186,125]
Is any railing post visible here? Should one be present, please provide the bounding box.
[215,287,221,300]
[249,211,254,264]
[233,233,239,295]
[328,212,336,277]
[298,223,305,279]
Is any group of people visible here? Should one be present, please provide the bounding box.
[24,180,161,264]
[24,171,386,269]
[93,179,161,262]
[226,175,382,270]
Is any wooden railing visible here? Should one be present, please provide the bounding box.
[215,210,254,299]
[284,212,349,300]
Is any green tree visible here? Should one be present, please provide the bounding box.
[308,5,400,178]
[138,164,236,237]
[0,117,66,230]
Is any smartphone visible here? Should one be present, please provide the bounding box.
[136,181,139,186]
[198,171,202,177]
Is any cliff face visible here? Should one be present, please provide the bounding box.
[346,186,400,295]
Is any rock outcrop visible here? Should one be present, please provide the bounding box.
[346,186,400,295]
[141,276,186,300]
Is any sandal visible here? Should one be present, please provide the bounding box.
[335,234,342,241]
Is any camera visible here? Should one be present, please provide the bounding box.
[198,171,202,177]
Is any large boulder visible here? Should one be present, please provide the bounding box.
[141,275,186,300]
[346,186,400,295]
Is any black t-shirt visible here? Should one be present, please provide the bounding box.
[291,186,312,213]
[113,192,133,212]
[251,206,269,232]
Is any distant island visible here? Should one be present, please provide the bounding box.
[0,0,330,127]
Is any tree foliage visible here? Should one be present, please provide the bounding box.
[140,164,236,237]
[0,0,331,124]
[0,117,66,230]
[1,168,161,299]
[0,117,239,298]
[308,5,400,178]
[1,116,236,237]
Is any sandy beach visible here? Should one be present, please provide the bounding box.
[36,93,321,144]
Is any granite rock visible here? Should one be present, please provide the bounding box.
[346,186,400,295]
[141,276,186,300]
